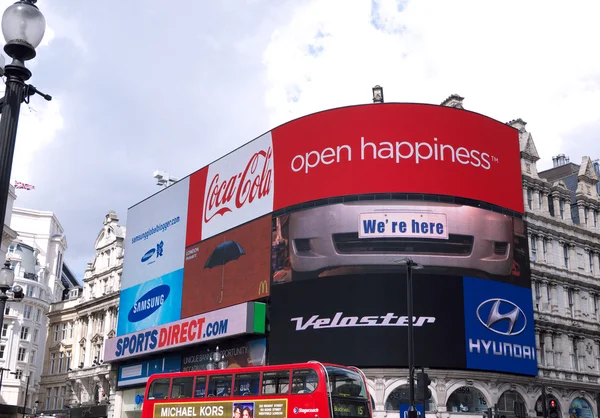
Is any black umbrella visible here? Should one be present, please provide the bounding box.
[204,240,246,303]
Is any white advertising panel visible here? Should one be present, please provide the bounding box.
[105,302,262,362]
[358,211,449,239]
[201,132,274,240]
[121,177,190,290]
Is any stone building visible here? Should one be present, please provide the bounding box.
[38,211,125,418]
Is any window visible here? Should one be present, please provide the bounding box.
[527,189,533,209]
[590,252,595,274]
[584,207,589,225]
[14,369,23,379]
[572,339,579,371]
[594,210,598,228]
[33,329,38,343]
[0,345,4,359]
[541,238,547,261]
[66,351,71,370]
[50,353,56,374]
[58,352,64,373]
[20,327,29,340]
[17,347,26,362]
[26,286,33,297]
[99,315,104,333]
[539,333,546,366]
[538,191,543,209]
[53,325,59,342]
[559,199,565,219]
[262,371,290,395]
[530,236,538,261]
[69,322,74,338]
[234,373,260,396]
[23,305,32,319]
[534,281,541,301]
[61,323,67,340]
[55,252,63,276]
[291,369,319,394]
[564,244,570,269]
[52,386,59,409]
[60,386,67,408]
[31,350,36,363]
[4,305,9,315]
[171,377,193,399]
[36,308,41,322]
[2,324,8,337]
[194,376,207,398]
[148,378,170,400]
[45,388,51,410]
[568,289,575,318]
[207,375,233,397]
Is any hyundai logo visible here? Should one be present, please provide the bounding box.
[476,298,526,336]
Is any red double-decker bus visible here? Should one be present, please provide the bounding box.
[142,361,372,418]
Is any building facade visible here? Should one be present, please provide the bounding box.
[0,184,17,265]
[39,211,125,418]
[0,207,69,414]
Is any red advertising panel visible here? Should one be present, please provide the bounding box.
[271,104,522,213]
[181,215,271,318]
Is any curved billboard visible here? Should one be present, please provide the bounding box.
[112,102,529,371]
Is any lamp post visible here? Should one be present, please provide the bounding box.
[0,0,47,241]
[394,257,423,418]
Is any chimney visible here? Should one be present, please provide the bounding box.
[553,154,570,167]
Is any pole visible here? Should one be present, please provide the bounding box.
[22,373,30,418]
[541,384,548,418]
[0,292,7,394]
[0,66,28,241]
[406,262,416,417]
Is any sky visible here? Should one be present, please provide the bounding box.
[2,0,599,279]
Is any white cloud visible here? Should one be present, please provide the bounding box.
[10,98,64,184]
[263,0,600,169]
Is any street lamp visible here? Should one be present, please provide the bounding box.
[394,257,423,418]
[0,0,49,249]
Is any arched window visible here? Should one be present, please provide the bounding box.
[446,386,487,413]
[569,397,594,418]
[535,395,560,417]
[497,391,527,418]
[385,384,435,412]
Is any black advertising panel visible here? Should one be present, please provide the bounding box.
[269,273,466,368]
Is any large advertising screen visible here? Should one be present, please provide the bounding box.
[110,103,528,372]
[268,273,537,375]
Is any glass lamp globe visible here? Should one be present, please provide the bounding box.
[2,0,46,61]
[0,262,15,290]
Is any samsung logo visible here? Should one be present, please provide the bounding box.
[141,248,156,263]
[128,285,170,323]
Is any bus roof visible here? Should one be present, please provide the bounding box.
[146,361,360,381]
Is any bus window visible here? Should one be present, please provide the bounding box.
[234,373,260,396]
[207,374,233,397]
[291,369,319,394]
[325,367,367,398]
[262,371,290,395]
[148,378,171,400]
[171,377,194,399]
[194,376,207,398]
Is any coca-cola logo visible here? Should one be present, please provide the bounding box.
[204,147,273,223]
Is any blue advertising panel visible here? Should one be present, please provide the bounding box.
[463,276,537,376]
[117,354,181,388]
[117,269,184,335]
[399,404,425,418]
